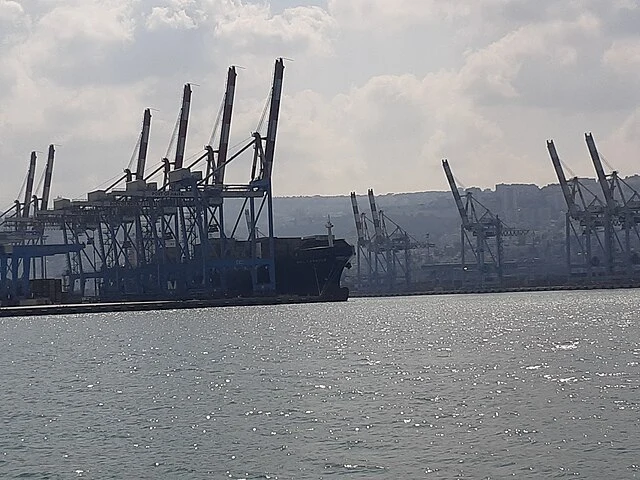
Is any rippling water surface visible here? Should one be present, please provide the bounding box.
[1,290,640,479]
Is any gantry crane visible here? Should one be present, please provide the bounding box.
[0,146,82,304]
[42,59,286,300]
[442,159,528,286]
[350,191,371,286]
[547,138,608,277]
[366,188,388,287]
[584,132,640,276]
[349,189,423,291]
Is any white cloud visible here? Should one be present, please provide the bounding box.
[0,0,22,21]
[603,39,640,76]
[211,3,337,56]
[0,0,136,89]
[272,69,510,195]
[147,7,198,30]
[146,0,205,30]
[459,13,601,104]
[38,1,135,43]
[327,0,472,31]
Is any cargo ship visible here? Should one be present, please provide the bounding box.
[0,235,354,315]
[270,236,354,300]
[91,235,355,303]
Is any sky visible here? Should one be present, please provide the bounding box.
[0,0,639,208]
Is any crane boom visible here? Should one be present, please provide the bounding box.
[367,188,383,242]
[546,140,579,219]
[174,84,192,170]
[136,109,152,180]
[23,151,37,218]
[585,132,615,272]
[585,132,615,210]
[41,144,55,211]
[442,159,470,229]
[350,192,365,243]
[215,66,237,185]
[262,58,284,181]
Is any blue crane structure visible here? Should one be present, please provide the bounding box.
[0,146,84,305]
[33,59,286,301]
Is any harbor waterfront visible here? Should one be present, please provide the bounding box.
[0,60,354,308]
[0,294,349,318]
[1,289,639,478]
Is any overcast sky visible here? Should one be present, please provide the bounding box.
[1,0,639,207]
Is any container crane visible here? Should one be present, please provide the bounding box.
[547,139,606,277]
[584,133,640,276]
[585,132,615,273]
[48,59,287,300]
[442,159,528,285]
[203,66,237,273]
[0,146,84,304]
[350,192,371,287]
[348,189,422,292]
[367,188,389,287]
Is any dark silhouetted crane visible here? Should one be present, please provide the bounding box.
[442,159,528,285]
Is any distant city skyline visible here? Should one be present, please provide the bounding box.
[1,0,638,208]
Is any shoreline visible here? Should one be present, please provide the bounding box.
[3,282,639,318]
[0,294,347,318]
[350,281,640,298]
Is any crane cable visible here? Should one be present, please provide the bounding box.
[16,169,29,203]
[34,167,46,200]
[256,87,271,133]
[208,98,224,146]
[164,109,181,160]
[599,152,615,173]
[127,131,143,172]
[559,156,576,178]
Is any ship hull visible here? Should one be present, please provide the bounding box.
[82,235,354,303]
[272,237,354,300]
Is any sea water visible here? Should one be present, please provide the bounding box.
[1,290,639,479]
